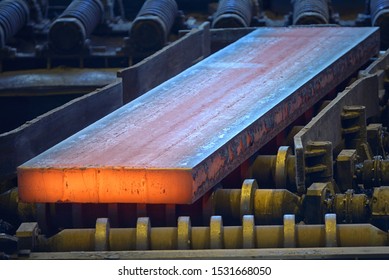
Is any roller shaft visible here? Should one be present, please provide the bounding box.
[292,0,330,25]
[212,0,254,28]
[370,0,389,49]
[130,0,178,52]
[48,0,104,53]
[17,214,388,252]
[0,0,29,48]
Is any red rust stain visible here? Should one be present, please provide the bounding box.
[246,133,253,147]
[228,146,234,161]
[193,167,207,193]
[208,154,226,180]
[236,139,244,156]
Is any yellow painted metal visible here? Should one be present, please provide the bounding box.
[24,214,388,252]
[214,179,301,224]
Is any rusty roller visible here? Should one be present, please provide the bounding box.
[130,0,178,52]
[0,0,30,48]
[212,0,254,28]
[292,0,330,25]
[370,0,389,49]
[48,0,104,53]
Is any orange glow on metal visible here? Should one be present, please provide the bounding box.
[17,27,379,204]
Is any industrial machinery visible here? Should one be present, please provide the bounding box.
[1,0,389,260]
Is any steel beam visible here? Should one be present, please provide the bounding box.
[18,27,380,204]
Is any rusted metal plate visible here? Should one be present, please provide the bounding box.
[18,27,380,204]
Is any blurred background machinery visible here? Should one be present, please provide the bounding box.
[1,0,389,259]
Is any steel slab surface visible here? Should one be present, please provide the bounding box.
[18,27,380,204]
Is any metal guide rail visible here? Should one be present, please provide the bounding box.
[18,27,379,205]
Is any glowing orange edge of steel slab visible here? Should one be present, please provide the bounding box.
[18,167,194,204]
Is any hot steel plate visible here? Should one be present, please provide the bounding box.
[18,27,379,204]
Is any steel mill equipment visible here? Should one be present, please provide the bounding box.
[1,0,389,259]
